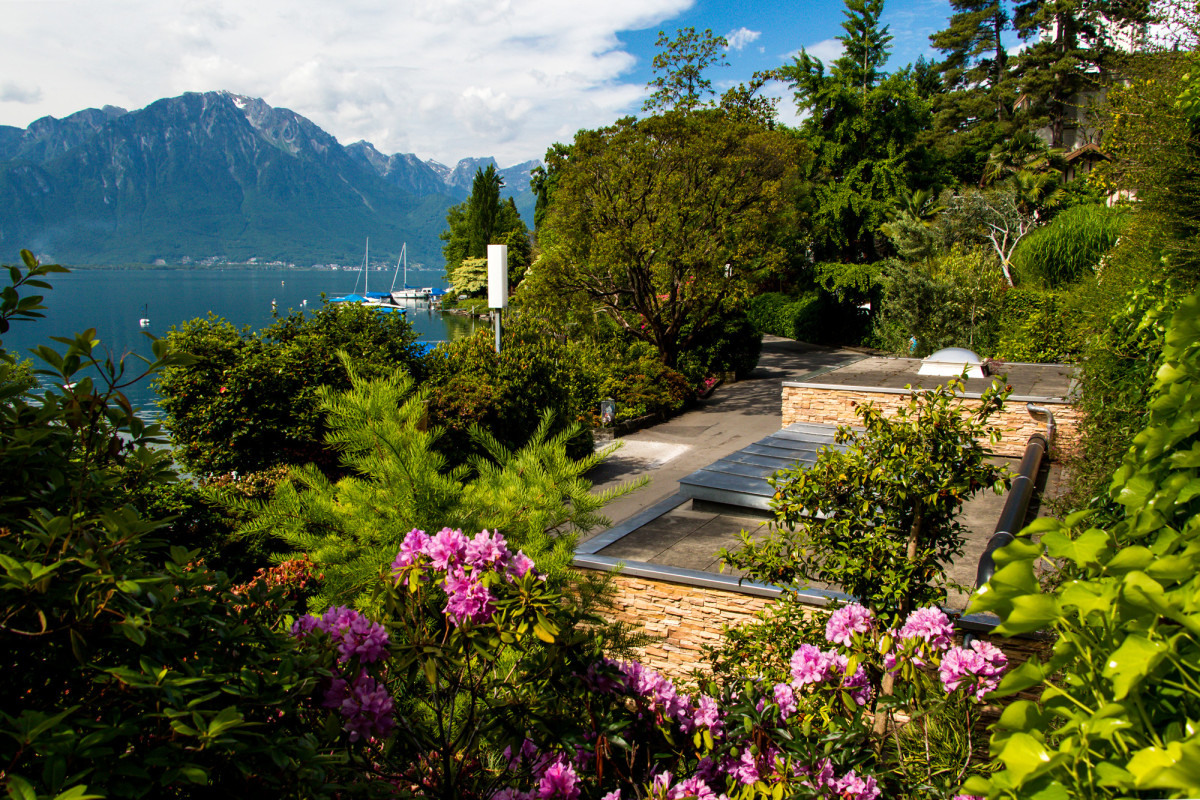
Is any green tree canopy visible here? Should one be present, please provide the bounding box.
[643,27,729,112]
[535,111,802,368]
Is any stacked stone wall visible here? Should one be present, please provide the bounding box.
[780,385,1080,458]
[585,571,1050,685]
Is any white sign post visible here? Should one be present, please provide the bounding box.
[487,244,509,353]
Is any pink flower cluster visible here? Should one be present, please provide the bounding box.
[939,639,1008,700]
[799,759,881,800]
[292,606,393,741]
[897,606,955,649]
[390,528,538,627]
[825,602,875,646]
[292,605,389,663]
[322,669,394,742]
[495,743,582,800]
[788,644,873,706]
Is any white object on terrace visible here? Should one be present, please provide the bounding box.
[918,347,986,379]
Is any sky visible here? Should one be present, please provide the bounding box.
[1,0,955,168]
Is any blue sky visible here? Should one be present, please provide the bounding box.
[0,0,957,166]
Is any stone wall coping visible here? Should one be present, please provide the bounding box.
[781,381,1072,404]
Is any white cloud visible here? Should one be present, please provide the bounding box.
[725,27,761,51]
[786,38,844,66]
[0,0,691,165]
[1,82,42,104]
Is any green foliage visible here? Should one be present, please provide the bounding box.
[701,592,828,684]
[673,304,763,382]
[748,290,867,346]
[0,254,343,799]
[1062,280,1182,515]
[643,27,729,112]
[591,340,695,421]
[966,289,1200,799]
[441,167,532,288]
[448,256,488,296]
[782,0,933,265]
[874,249,1006,356]
[1011,203,1129,286]
[154,302,423,476]
[231,361,642,610]
[993,287,1088,363]
[537,109,800,368]
[722,377,1010,623]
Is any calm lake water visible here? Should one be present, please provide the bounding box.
[1,267,482,417]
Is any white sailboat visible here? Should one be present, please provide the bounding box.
[389,243,431,302]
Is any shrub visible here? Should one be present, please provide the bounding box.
[993,287,1089,363]
[749,290,867,345]
[966,289,1200,799]
[722,376,1010,624]
[155,302,424,476]
[675,305,763,381]
[1011,202,1129,287]
[0,253,344,799]
[874,250,1006,357]
[424,319,597,462]
[230,361,643,610]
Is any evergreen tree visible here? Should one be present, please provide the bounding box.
[1013,0,1151,148]
[782,0,933,265]
[231,360,642,610]
[440,165,531,291]
[930,0,1017,181]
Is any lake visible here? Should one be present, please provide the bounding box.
[1,267,484,415]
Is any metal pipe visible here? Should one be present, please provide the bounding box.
[964,405,1057,647]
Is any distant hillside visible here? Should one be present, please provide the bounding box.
[0,91,539,267]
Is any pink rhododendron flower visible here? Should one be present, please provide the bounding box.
[668,776,721,800]
[832,770,880,800]
[726,749,759,785]
[338,670,394,742]
[825,603,875,646]
[443,571,496,626]
[335,612,390,663]
[392,528,430,573]
[898,607,954,650]
[790,644,836,688]
[537,756,580,800]
[425,527,469,571]
[773,682,798,719]
[939,640,1008,700]
[465,529,509,570]
[509,550,537,579]
[692,694,724,734]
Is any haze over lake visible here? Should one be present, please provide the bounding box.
[2,267,479,415]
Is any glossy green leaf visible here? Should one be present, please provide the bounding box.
[1102,634,1167,699]
[996,731,1056,783]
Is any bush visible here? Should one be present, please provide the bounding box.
[1011,203,1129,287]
[993,287,1089,363]
[674,305,763,381]
[967,289,1200,799]
[874,250,1006,357]
[749,290,867,345]
[155,303,424,476]
[0,253,344,799]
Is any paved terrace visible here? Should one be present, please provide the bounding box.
[582,338,1065,610]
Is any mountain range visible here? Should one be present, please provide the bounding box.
[0,91,539,268]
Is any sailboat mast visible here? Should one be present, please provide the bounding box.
[365,238,369,294]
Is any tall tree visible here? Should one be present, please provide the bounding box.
[782,0,933,265]
[1013,0,1151,148]
[930,0,1016,181]
[536,111,801,368]
[441,165,531,289]
[643,27,729,112]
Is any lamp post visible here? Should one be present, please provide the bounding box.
[488,244,509,353]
